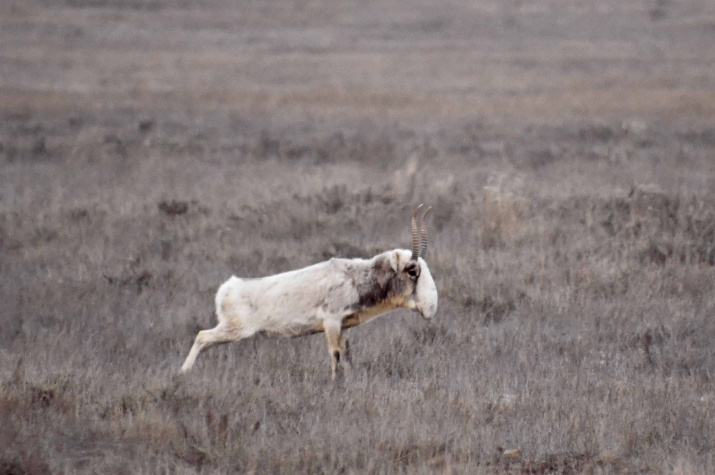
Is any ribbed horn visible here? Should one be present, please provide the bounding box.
[419,206,432,257]
[411,204,424,261]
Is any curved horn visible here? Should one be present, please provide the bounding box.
[419,206,432,257]
[411,204,423,261]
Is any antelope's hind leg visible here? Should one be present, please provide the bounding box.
[180,323,246,373]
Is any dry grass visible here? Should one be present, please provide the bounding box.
[2,0,715,473]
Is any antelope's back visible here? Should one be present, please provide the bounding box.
[217,259,358,335]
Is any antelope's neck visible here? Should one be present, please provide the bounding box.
[342,295,409,329]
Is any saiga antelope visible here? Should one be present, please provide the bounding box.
[180,205,437,379]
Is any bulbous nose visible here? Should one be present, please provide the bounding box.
[419,302,437,320]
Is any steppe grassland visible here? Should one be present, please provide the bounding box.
[1,0,715,472]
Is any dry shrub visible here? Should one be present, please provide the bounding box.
[479,173,529,248]
[158,200,189,217]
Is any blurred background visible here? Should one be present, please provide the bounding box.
[1,0,714,473]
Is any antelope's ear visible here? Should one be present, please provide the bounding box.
[389,250,401,272]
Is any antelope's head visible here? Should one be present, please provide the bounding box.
[388,205,438,320]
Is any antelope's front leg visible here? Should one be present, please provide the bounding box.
[340,334,352,372]
[323,320,342,380]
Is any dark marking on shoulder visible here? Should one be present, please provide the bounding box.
[356,284,389,309]
[350,256,408,310]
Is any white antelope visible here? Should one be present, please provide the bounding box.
[180,205,438,379]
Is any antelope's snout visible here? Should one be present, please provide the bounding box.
[414,257,438,320]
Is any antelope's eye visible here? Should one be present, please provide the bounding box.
[407,267,419,278]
